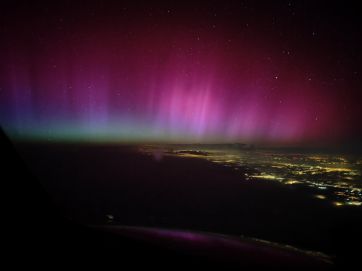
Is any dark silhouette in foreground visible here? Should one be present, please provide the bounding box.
[4,129,359,269]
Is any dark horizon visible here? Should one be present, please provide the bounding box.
[7,133,362,155]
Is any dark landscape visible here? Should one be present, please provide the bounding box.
[15,142,362,265]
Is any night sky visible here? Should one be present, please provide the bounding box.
[0,1,361,145]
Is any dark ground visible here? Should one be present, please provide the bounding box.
[12,142,362,265]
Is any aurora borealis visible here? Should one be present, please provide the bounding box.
[1,1,361,145]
